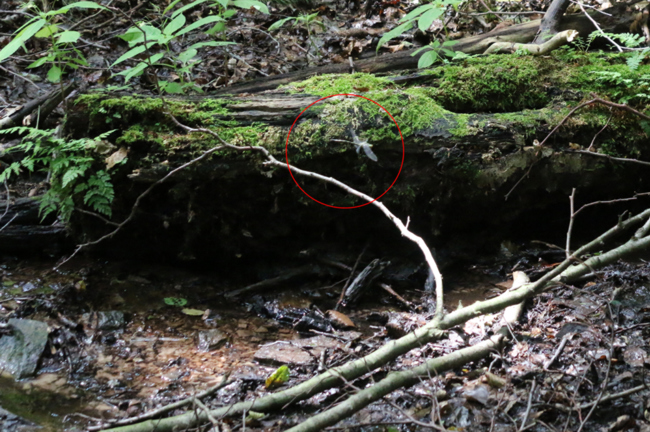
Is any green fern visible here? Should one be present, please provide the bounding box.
[0,127,117,221]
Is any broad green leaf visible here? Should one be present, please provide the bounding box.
[400,4,434,23]
[377,21,412,51]
[162,81,184,93]
[411,45,429,56]
[205,22,227,35]
[47,65,62,83]
[231,0,269,14]
[164,297,187,307]
[181,308,205,316]
[223,9,237,18]
[171,0,210,18]
[56,30,81,44]
[265,365,290,389]
[213,0,229,8]
[117,52,164,82]
[47,1,107,16]
[418,7,443,32]
[111,45,146,66]
[189,40,236,49]
[163,13,186,36]
[27,54,55,68]
[418,50,438,68]
[268,17,293,31]
[35,24,59,38]
[120,27,145,43]
[117,61,148,82]
[178,48,198,63]
[175,15,224,36]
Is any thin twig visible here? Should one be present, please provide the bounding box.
[566,188,576,259]
[0,64,41,90]
[587,110,612,151]
[569,149,650,167]
[544,334,570,370]
[573,1,623,52]
[88,373,231,430]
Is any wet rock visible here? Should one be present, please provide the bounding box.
[326,310,355,329]
[254,334,357,366]
[81,311,125,330]
[197,329,228,352]
[0,318,49,379]
[0,406,39,432]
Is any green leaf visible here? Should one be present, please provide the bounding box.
[164,0,184,14]
[163,13,186,36]
[0,18,46,64]
[164,297,188,307]
[265,365,290,389]
[175,15,224,36]
[205,22,227,35]
[377,21,412,51]
[223,9,237,18]
[171,0,210,18]
[418,50,438,68]
[418,7,443,32]
[400,4,434,23]
[178,48,198,63]
[111,45,146,66]
[47,1,108,16]
[268,17,293,31]
[213,0,229,8]
[181,308,205,316]
[47,65,62,83]
[162,81,184,94]
[35,24,59,38]
[27,54,55,68]
[56,30,81,44]
[231,0,269,14]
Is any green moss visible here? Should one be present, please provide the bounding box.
[284,73,394,96]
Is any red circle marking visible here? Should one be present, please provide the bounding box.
[285,94,405,209]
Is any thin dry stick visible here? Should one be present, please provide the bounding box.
[587,110,612,151]
[544,334,570,370]
[574,1,623,52]
[519,379,536,431]
[506,96,650,199]
[570,149,650,167]
[566,188,576,259]
[86,371,231,430]
[0,64,41,90]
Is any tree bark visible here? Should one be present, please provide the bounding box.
[533,0,572,44]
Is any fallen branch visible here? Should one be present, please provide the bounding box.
[284,335,504,432]
[485,29,578,54]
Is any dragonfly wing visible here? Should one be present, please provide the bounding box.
[362,144,378,162]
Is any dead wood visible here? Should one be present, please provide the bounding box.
[0,83,76,130]
[214,4,638,95]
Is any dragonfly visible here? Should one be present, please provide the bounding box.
[331,128,378,162]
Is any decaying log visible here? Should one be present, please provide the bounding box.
[0,83,76,130]
[215,3,640,95]
[340,259,389,307]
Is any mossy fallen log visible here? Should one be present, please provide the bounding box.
[66,52,650,265]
